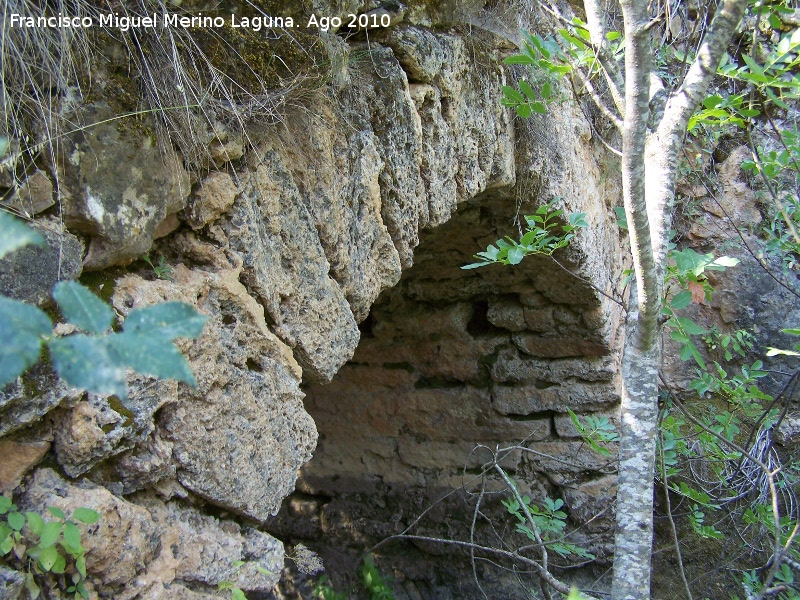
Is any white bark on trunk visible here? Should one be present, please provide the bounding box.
[609,1,748,598]
[612,289,660,600]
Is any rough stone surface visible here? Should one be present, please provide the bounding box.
[18,469,282,598]
[53,394,153,478]
[111,257,316,520]
[1,169,54,216]
[0,362,83,438]
[126,496,282,596]
[218,151,360,384]
[562,475,617,532]
[184,171,238,230]
[19,468,161,593]
[0,564,25,600]
[0,216,84,306]
[776,414,800,445]
[0,438,50,493]
[0,14,636,600]
[492,382,620,415]
[58,103,190,270]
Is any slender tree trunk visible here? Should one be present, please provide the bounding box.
[610,1,748,598]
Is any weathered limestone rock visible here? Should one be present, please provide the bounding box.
[491,346,617,384]
[109,434,176,495]
[525,441,618,480]
[110,258,316,520]
[0,363,83,438]
[0,564,25,600]
[492,382,620,415]
[0,216,84,306]
[385,26,447,82]
[18,469,282,599]
[0,15,631,600]
[19,468,161,592]
[53,395,152,478]
[776,414,800,445]
[58,104,190,270]
[1,169,54,216]
[0,438,50,493]
[487,296,527,332]
[512,332,612,358]
[218,151,360,383]
[127,497,282,597]
[184,171,238,230]
[272,116,402,324]
[340,44,425,268]
[562,475,617,532]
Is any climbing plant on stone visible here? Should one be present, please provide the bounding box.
[0,211,207,399]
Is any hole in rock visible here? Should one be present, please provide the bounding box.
[266,193,622,598]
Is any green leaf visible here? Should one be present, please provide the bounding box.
[107,332,196,387]
[0,212,45,260]
[39,521,63,548]
[47,335,128,400]
[670,291,692,310]
[710,256,740,268]
[738,108,761,118]
[123,302,207,340]
[766,347,800,357]
[231,589,247,600]
[52,281,114,335]
[51,552,67,574]
[672,248,712,277]
[24,573,41,599]
[531,102,547,114]
[63,522,82,550]
[0,496,12,513]
[0,296,52,388]
[26,512,44,536]
[541,82,553,99]
[7,511,24,531]
[702,95,723,109]
[507,247,524,265]
[518,80,538,101]
[76,554,87,578]
[502,86,525,103]
[47,507,65,520]
[516,104,532,118]
[39,545,58,571]
[72,508,100,525]
[677,317,707,336]
[503,55,535,65]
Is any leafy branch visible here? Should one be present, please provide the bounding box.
[462,199,587,269]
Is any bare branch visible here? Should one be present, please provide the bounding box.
[570,66,625,131]
[583,0,627,116]
[381,534,603,598]
[658,427,694,600]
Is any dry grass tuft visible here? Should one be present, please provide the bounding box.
[1,0,326,191]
